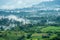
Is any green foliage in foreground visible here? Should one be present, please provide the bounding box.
[0,26,60,40]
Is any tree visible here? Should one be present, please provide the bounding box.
[0,26,4,31]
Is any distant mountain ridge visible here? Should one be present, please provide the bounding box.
[15,0,60,11]
[0,0,60,11]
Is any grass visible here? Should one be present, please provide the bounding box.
[41,26,60,33]
[0,26,60,40]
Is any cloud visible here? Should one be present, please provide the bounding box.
[0,5,15,9]
[7,15,30,24]
[0,0,54,9]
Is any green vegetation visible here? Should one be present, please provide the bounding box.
[41,26,60,33]
[0,26,60,40]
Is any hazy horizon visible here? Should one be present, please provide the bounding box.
[0,0,56,9]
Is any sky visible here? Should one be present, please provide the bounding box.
[0,0,54,9]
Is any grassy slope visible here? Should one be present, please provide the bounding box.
[0,26,60,40]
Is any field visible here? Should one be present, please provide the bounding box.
[0,26,60,40]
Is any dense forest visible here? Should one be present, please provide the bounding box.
[0,10,60,40]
